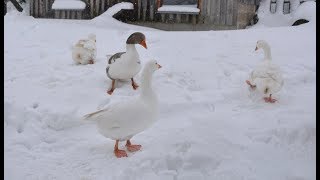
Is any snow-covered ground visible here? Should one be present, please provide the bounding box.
[4,2,316,180]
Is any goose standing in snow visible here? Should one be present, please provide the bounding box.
[84,60,161,158]
[246,40,284,103]
[72,34,97,65]
[106,32,147,95]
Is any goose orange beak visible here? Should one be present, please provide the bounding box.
[157,64,162,69]
[140,40,147,49]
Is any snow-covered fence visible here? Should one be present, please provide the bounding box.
[30,0,131,19]
[29,0,260,30]
[130,0,259,30]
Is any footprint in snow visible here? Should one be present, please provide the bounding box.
[175,141,192,154]
[206,103,215,112]
[32,102,39,109]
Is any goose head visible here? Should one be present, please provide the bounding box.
[126,32,147,49]
[255,40,270,51]
[88,34,96,42]
[255,40,272,60]
[140,60,162,97]
[144,60,162,74]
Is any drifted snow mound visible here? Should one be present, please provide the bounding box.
[250,0,316,28]
[92,2,133,20]
[89,2,156,31]
[290,1,316,25]
[90,2,136,29]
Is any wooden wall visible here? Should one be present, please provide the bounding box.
[30,0,54,18]
[30,0,259,27]
[132,0,258,26]
[199,0,239,25]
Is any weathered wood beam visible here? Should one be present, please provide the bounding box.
[9,0,23,12]
[156,0,162,8]
[197,0,202,12]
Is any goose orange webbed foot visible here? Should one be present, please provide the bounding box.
[114,140,128,158]
[107,80,116,95]
[114,149,128,158]
[107,89,114,95]
[132,84,139,90]
[131,78,139,90]
[126,140,141,152]
[264,97,277,103]
[246,80,256,90]
[263,94,277,103]
[89,59,94,64]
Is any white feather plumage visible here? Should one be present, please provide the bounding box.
[72,34,96,65]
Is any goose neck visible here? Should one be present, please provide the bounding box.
[126,44,137,53]
[262,45,272,60]
[140,70,156,99]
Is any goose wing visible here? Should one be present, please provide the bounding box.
[108,52,126,64]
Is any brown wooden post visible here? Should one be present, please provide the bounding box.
[149,0,154,20]
[156,0,162,8]
[197,0,202,12]
[137,0,141,20]
[132,0,138,20]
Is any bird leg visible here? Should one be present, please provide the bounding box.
[246,80,256,89]
[88,59,94,64]
[125,140,141,152]
[114,140,128,158]
[107,80,116,95]
[131,78,139,90]
[264,94,277,103]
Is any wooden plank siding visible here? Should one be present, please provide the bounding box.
[213,0,221,24]
[220,0,227,24]
[232,0,238,25]
[226,0,233,25]
[30,0,260,28]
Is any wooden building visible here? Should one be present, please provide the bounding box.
[29,0,260,30]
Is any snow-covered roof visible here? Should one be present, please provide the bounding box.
[102,2,133,16]
[157,5,200,14]
[52,0,86,10]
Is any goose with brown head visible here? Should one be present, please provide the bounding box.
[106,32,148,95]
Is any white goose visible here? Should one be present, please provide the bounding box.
[72,34,96,65]
[106,32,147,95]
[246,40,284,103]
[84,60,161,158]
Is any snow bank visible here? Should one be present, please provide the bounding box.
[52,0,86,10]
[158,5,200,13]
[290,1,316,24]
[94,2,133,17]
[250,0,316,28]
[90,2,134,28]
[89,2,154,31]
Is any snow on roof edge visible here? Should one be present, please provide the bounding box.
[52,0,86,10]
[157,5,200,13]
